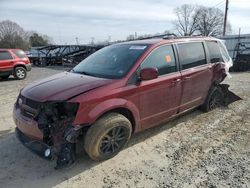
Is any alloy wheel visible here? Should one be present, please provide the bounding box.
[99,126,127,155]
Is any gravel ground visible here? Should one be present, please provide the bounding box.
[0,67,249,188]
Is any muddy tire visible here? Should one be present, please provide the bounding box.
[84,113,132,161]
[200,86,224,112]
[14,67,27,80]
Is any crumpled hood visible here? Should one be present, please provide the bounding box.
[21,72,114,102]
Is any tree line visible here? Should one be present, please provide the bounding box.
[0,20,52,50]
[126,4,231,40]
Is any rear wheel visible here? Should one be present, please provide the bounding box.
[84,113,132,161]
[14,67,27,80]
[201,86,224,112]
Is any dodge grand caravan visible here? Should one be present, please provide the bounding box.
[13,37,232,169]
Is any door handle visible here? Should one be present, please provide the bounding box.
[171,79,181,85]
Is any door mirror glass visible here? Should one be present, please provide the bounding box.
[140,67,158,81]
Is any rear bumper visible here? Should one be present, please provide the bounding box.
[25,63,32,71]
[16,128,54,160]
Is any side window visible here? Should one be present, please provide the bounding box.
[178,42,207,70]
[0,51,13,60]
[12,50,26,58]
[206,41,223,63]
[141,45,176,76]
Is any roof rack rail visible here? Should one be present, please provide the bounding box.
[135,33,206,41]
[136,33,177,40]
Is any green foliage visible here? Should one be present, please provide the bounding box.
[29,33,49,47]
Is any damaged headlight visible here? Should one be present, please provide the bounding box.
[61,102,79,117]
[39,102,79,119]
[36,102,79,130]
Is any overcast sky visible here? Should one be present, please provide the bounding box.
[0,0,249,44]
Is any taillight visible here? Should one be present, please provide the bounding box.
[22,57,30,63]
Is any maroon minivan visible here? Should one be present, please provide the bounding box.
[13,37,231,169]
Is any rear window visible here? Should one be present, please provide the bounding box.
[206,41,223,63]
[178,42,207,70]
[0,51,13,60]
[12,50,27,58]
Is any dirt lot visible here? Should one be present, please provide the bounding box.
[0,67,250,188]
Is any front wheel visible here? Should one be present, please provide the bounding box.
[200,86,224,112]
[84,113,132,161]
[14,67,27,80]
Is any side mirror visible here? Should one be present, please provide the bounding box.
[140,67,158,81]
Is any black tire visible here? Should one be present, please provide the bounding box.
[0,74,10,79]
[200,86,224,112]
[84,113,132,161]
[14,67,27,80]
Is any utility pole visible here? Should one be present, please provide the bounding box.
[75,37,79,45]
[223,0,229,36]
[91,37,95,45]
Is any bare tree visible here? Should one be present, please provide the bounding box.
[0,20,29,49]
[195,7,224,36]
[173,4,198,36]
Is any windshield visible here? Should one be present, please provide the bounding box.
[72,44,149,79]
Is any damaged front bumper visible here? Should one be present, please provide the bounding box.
[16,128,55,160]
[13,98,81,169]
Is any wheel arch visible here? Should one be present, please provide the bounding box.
[100,107,136,133]
[76,99,141,134]
[14,63,27,70]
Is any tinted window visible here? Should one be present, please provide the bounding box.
[141,45,176,76]
[178,42,206,70]
[0,51,13,60]
[12,50,26,58]
[73,44,148,79]
[206,41,223,63]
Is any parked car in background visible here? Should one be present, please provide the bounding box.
[13,36,232,169]
[0,49,31,80]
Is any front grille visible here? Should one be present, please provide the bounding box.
[22,108,37,119]
[17,95,40,119]
[25,97,40,109]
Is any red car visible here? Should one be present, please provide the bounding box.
[0,49,31,80]
[13,37,231,169]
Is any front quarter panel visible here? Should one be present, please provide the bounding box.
[72,98,141,132]
[69,84,141,133]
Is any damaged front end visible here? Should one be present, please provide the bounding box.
[15,97,82,169]
[35,101,81,169]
